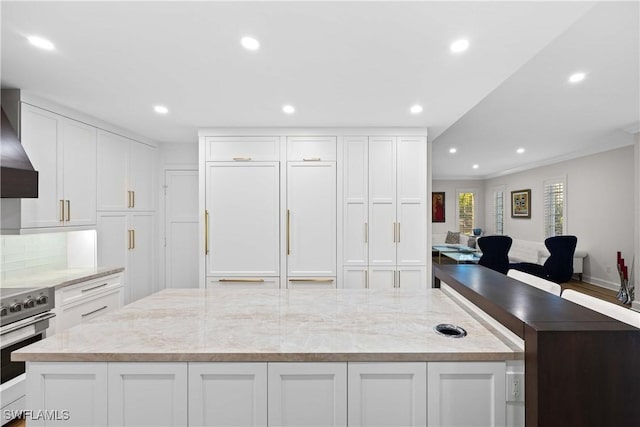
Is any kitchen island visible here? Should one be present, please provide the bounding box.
[14,287,524,427]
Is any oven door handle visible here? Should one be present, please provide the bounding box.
[0,312,56,336]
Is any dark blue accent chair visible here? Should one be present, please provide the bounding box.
[477,236,513,274]
[510,235,577,283]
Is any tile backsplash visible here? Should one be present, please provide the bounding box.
[0,230,96,281]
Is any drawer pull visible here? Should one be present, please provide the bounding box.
[218,278,265,283]
[81,283,108,293]
[81,305,108,318]
[66,200,71,222]
[288,278,334,282]
[302,157,321,161]
[233,157,252,161]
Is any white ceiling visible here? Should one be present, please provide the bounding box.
[2,1,638,179]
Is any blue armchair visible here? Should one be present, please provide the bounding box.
[510,235,577,283]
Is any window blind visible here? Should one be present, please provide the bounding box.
[458,192,474,235]
[543,178,565,237]
[493,190,504,235]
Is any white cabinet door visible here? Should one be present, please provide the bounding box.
[287,162,336,276]
[97,212,129,272]
[129,141,155,211]
[368,267,396,289]
[397,267,427,290]
[348,362,427,427]
[108,363,187,427]
[427,362,507,427]
[343,267,368,289]
[368,137,396,267]
[19,104,62,228]
[343,137,368,266]
[189,363,267,427]
[396,137,427,266]
[57,288,123,331]
[206,162,279,276]
[61,118,97,226]
[129,212,155,303]
[97,130,130,211]
[268,363,347,427]
[287,136,337,161]
[27,362,108,427]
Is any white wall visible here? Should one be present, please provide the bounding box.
[431,180,485,236]
[484,145,635,289]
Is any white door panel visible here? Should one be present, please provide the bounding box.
[206,162,280,276]
[129,213,155,303]
[343,267,368,289]
[129,141,155,211]
[97,213,128,271]
[97,130,129,211]
[397,267,427,290]
[368,267,396,289]
[165,170,199,289]
[368,203,396,266]
[397,202,426,265]
[287,162,336,276]
[343,137,368,266]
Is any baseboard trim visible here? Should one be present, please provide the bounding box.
[582,275,620,292]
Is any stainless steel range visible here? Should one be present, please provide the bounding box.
[1,287,55,425]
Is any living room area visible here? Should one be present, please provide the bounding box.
[432,139,639,309]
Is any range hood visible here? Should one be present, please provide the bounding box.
[1,106,38,198]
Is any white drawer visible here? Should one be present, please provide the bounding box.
[286,277,336,289]
[205,136,280,161]
[59,273,123,306]
[287,136,336,161]
[206,276,280,289]
[58,289,122,330]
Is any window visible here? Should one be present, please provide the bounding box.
[543,177,566,237]
[457,191,475,235]
[492,187,505,235]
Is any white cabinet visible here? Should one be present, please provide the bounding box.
[343,136,427,289]
[427,362,507,427]
[206,276,280,289]
[205,162,279,277]
[268,363,347,427]
[108,363,188,427]
[53,273,124,334]
[97,130,155,212]
[27,362,108,427]
[343,267,368,289]
[13,104,96,229]
[287,136,337,161]
[287,161,336,278]
[205,136,279,161]
[97,212,155,304]
[189,363,267,427]
[348,362,427,427]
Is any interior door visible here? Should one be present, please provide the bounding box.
[206,162,280,276]
[287,162,336,277]
[165,170,199,289]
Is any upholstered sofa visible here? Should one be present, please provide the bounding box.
[432,233,475,249]
[508,239,588,281]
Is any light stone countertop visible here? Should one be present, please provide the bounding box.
[0,266,124,290]
[13,288,523,362]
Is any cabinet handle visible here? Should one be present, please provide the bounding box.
[288,278,335,282]
[398,270,401,288]
[286,210,291,255]
[218,278,265,283]
[131,191,135,208]
[204,210,209,255]
[393,222,397,242]
[131,229,135,249]
[233,157,252,161]
[127,191,131,208]
[397,222,400,243]
[302,157,321,161]
[365,270,368,289]
[66,200,71,222]
[59,200,65,222]
[81,305,108,318]
[82,283,108,293]
[364,222,368,243]
[127,230,133,250]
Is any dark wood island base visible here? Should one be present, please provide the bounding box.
[434,264,640,427]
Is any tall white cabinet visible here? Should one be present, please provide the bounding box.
[343,136,428,289]
[198,129,427,289]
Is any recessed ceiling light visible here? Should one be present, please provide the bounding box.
[410,104,423,114]
[449,148,457,154]
[241,36,260,51]
[282,105,295,114]
[517,148,525,154]
[569,72,586,83]
[450,39,469,53]
[27,35,55,51]
[472,164,479,169]
[153,105,169,114]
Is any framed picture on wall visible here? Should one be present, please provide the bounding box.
[511,189,531,218]
[432,192,445,222]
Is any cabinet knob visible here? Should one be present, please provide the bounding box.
[23,298,36,308]
[10,303,22,312]
[36,295,49,305]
